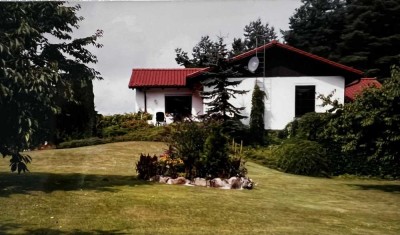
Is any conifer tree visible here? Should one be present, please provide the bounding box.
[284,0,400,79]
[249,84,266,145]
[338,0,400,78]
[201,37,248,122]
[231,18,278,57]
[175,36,214,68]
[282,0,346,60]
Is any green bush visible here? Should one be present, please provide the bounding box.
[274,139,329,177]
[57,137,108,149]
[102,125,129,137]
[96,112,153,137]
[167,121,209,178]
[282,112,328,141]
[136,154,159,180]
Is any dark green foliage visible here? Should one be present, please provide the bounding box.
[283,0,346,60]
[57,137,107,149]
[284,0,400,79]
[52,80,97,143]
[337,0,400,78]
[175,36,214,68]
[323,66,400,177]
[168,121,208,178]
[96,113,153,138]
[136,154,159,180]
[249,84,267,145]
[231,18,278,56]
[201,37,248,123]
[285,112,328,141]
[202,126,231,178]
[175,19,277,67]
[274,139,329,177]
[0,2,102,171]
[166,121,247,179]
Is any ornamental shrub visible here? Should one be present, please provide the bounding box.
[249,83,267,145]
[274,139,329,177]
[202,125,231,178]
[167,121,209,178]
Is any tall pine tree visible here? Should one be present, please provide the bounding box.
[201,37,248,122]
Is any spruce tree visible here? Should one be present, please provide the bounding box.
[201,37,248,122]
[338,0,400,78]
[249,84,266,145]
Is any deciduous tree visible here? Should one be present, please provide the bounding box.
[0,2,102,172]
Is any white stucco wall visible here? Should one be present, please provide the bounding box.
[203,76,345,130]
[133,88,203,124]
[133,76,345,129]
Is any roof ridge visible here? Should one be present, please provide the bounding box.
[132,68,205,71]
[230,41,364,76]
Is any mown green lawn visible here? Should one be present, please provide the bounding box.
[0,141,399,235]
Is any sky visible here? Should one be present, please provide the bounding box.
[73,0,302,115]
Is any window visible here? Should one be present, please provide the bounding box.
[165,95,192,120]
[295,85,315,117]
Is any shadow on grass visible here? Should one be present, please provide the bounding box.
[348,184,400,194]
[0,222,127,235]
[0,172,153,197]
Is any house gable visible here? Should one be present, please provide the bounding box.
[231,41,363,83]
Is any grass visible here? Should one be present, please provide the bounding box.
[1,141,400,235]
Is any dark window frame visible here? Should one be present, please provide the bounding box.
[165,95,192,118]
[295,85,315,117]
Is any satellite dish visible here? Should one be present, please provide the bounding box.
[248,56,259,73]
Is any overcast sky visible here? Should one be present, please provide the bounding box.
[74,0,302,115]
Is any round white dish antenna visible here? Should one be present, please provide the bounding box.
[248,56,259,73]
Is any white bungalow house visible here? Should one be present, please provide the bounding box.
[128,41,377,130]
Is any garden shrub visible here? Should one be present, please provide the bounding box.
[136,154,158,180]
[157,149,184,178]
[282,112,327,141]
[274,139,329,177]
[136,151,185,180]
[202,125,232,178]
[57,137,108,149]
[102,125,129,137]
[167,121,209,178]
[96,112,153,138]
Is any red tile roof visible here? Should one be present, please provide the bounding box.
[231,40,364,76]
[128,68,205,88]
[345,78,382,101]
[128,41,365,88]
